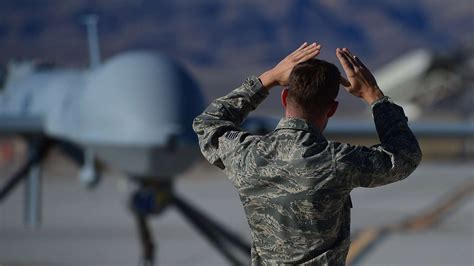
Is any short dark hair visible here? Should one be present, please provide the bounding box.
[287,59,340,115]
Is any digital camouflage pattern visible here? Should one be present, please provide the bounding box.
[192,76,422,265]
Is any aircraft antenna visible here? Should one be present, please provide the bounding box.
[82,14,101,69]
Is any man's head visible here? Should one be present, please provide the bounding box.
[281,58,340,131]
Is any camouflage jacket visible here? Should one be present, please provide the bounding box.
[192,76,422,265]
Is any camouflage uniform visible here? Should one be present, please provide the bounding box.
[192,76,422,265]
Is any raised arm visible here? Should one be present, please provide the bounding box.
[334,48,422,188]
[192,42,321,169]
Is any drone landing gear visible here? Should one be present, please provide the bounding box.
[130,179,250,266]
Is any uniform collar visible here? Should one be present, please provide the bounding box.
[275,117,326,139]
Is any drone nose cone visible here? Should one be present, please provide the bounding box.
[79,51,205,146]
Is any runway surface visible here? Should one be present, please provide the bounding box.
[0,160,472,266]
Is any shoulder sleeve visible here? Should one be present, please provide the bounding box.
[332,98,422,188]
[192,76,268,170]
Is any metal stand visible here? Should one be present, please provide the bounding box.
[130,180,250,266]
[0,138,51,227]
[24,164,42,228]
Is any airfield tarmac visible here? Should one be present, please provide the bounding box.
[0,157,472,266]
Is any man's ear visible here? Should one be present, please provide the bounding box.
[327,100,338,118]
[281,88,289,108]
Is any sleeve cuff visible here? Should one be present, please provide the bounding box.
[243,76,270,101]
[371,96,408,137]
[370,96,393,110]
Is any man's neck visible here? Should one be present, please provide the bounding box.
[285,109,326,132]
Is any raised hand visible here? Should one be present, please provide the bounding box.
[259,42,321,89]
[336,48,384,105]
